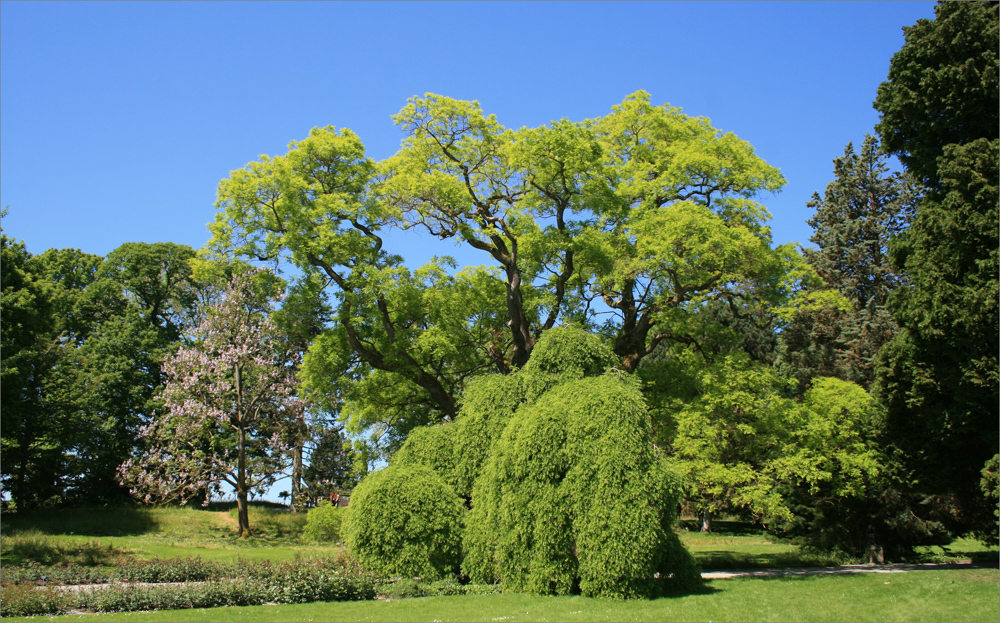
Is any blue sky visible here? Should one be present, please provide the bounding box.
[2,0,936,268]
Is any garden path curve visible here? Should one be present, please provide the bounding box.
[702,561,998,579]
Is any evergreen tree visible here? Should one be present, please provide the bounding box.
[777,135,918,389]
[872,1,999,529]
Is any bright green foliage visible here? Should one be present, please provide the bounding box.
[517,324,618,400]
[341,464,465,581]
[776,136,918,390]
[463,374,693,597]
[668,353,795,526]
[346,326,698,597]
[449,374,525,499]
[777,379,884,500]
[213,126,509,445]
[872,1,999,530]
[767,378,888,555]
[463,375,698,598]
[212,93,806,459]
[301,501,345,543]
[390,422,460,493]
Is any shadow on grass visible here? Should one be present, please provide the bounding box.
[1,506,158,537]
[678,519,765,536]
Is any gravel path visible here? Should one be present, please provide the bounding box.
[702,561,998,579]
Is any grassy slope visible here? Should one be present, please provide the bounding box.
[3,570,997,623]
[0,505,338,565]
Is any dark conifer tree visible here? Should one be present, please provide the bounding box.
[872,1,999,531]
[777,135,918,390]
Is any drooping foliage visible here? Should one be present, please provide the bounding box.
[872,1,999,530]
[347,326,699,598]
[463,374,699,598]
[341,463,465,581]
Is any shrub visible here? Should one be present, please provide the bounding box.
[463,374,700,599]
[342,464,465,581]
[391,423,462,493]
[0,583,71,617]
[451,373,526,498]
[117,556,223,583]
[381,578,426,599]
[0,560,115,585]
[301,501,345,543]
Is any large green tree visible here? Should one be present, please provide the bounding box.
[872,1,999,528]
[212,92,802,457]
[776,135,919,390]
[1,232,74,510]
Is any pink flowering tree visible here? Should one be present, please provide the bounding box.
[119,272,306,536]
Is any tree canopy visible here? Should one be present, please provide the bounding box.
[872,0,999,528]
[210,91,807,463]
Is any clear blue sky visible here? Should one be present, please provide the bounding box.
[3,0,936,267]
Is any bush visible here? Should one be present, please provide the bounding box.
[450,374,526,498]
[17,557,380,616]
[463,374,700,598]
[118,556,223,583]
[391,423,462,493]
[0,560,116,585]
[342,464,465,581]
[301,501,345,543]
[0,583,71,617]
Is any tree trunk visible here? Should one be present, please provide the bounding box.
[700,510,713,533]
[290,441,303,513]
[234,364,251,537]
[236,425,251,537]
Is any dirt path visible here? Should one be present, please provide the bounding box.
[702,561,998,579]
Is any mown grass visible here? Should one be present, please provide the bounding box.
[4,507,993,569]
[0,504,337,566]
[3,506,996,623]
[3,569,996,622]
[676,519,844,569]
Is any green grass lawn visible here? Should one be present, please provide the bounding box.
[3,506,997,622]
[3,569,996,622]
[0,504,338,565]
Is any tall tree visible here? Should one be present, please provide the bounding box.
[872,1,999,528]
[119,272,306,536]
[211,93,802,457]
[1,231,65,510]
[776,135,919,390]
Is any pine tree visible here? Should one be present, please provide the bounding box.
[777,135,918,389]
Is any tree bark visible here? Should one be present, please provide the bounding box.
[235,363,251,537]
[236,424,251,537]
[700,510,713,533]
[291,441,303,513]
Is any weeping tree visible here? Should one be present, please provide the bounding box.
[344,326,701,598]
[119,271,307,536]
